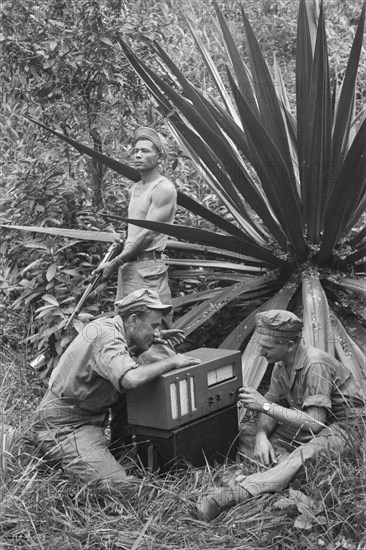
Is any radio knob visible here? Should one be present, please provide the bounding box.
[208,397,214,405]
[216,394,222,401]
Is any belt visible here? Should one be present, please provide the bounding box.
[132,251,163,262]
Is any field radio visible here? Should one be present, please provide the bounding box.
[125,348,242,471]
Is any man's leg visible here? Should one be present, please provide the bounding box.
[197,425,347,521]
[116,259,172,308]
[34,423,138,487]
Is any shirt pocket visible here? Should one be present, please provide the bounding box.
[137,262,168,281]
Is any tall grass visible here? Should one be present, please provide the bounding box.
[1,346,365,550]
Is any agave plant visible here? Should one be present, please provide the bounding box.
[4,1,365,388]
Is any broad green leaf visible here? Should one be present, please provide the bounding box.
[319,118,366,262]
[347,225,366,248]
[46,263,57,282]
[339,244,366,268]
[1,225,118,242]
[272,54,300,195]
[176,188,258,242]
[184,18,241,126]
[166,258,267,274]
[167,121,272,246]
[331,310,366,384]
[302,271,334,355]
[26,117,140,182]
[296,0,316,190]
[123,218,290,269]
[326,277,366,298]
[120,38,289,249]
[300,4,332,243]
[343,192,366,238]
[220,276,300,350]
[225,71,306,253]
[213,0,259,119]
[169,269,256,282]
[42,294,59,306]
[331,2,366,176]
[172,289,222,309]
[166,241,267,265]
[173,276,279,335]
[240,3,298,176]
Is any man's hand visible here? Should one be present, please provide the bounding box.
[238,386,267,412]
[254,433,278,467]
[92,236,124,281]
[153,329,186,347]
[93,259,118,281]
[173,353,201,369]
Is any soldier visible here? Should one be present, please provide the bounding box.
[32,289,200,489]
[197,310,365,520]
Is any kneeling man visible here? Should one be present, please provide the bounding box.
[198,309,365,520]
[32,289,201,488]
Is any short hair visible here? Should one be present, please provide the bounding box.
[273,334,302,345]
[119,305,148,321]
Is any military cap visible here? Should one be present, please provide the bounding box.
[115,288,172,315]
[132,126,167,157]
[256,309,303,338]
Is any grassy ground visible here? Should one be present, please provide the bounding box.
[1,345,365,550]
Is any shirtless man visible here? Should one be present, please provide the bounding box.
[96,126,177,311]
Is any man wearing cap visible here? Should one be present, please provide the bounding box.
[95,126,177,313]
[31,289,201,489]
[197,309,365,520]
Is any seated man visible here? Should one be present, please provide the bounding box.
[31,289,201,488]
[197,310,365,520]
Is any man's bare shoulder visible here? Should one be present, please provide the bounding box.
[151,176,177,200]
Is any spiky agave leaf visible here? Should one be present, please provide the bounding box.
[13,2,365,385]
[121,217,290,269]
[0,225,119,242]
[118,0,365,384]
[302,270,335,356]
[173,275,280,335]
[220,276,300,351]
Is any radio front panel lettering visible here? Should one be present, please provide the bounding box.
[207,364,234,387]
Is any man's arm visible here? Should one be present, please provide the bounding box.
[116,180,176,263]
[121,353,201,390]
[95,180,176,278]
[239,386,328,467]
[254,413,279,466]
[239,387,327,433]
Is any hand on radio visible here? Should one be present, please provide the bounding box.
[153,329,186,347]
[238,386,266,411]
[173,353,201,369]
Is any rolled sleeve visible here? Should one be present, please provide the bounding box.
[264,365,287,405]
[302,363,332,410]
[94,330,137,391]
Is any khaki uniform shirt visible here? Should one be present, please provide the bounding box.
[33,316,137,428]
[265,341,365,423]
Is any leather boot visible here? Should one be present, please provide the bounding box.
[196,485,251,521]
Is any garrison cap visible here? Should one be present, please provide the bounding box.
[256,309,303,339]
[132,126,167,157]
[115,288,172,315]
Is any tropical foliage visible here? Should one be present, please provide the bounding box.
[115,0,366,388]
[1,1,365,387]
